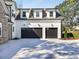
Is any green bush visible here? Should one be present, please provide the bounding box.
[72,33,79,38]
[64,29,67,38]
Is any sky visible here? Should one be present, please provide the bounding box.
[16,0,64,8]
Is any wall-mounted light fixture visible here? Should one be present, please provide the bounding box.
[51,24,53,27]
[23,24,26,26]
[28,23,31,25]
[38,24,40,27]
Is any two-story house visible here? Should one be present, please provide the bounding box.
[0,0,16,43]
[15,8,63,39]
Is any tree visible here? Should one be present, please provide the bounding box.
[57,0,79,29]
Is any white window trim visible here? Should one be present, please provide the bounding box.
[46,10,56,18]
[21,10,30,18]
[0,23,2,37]
[34,10,43,19]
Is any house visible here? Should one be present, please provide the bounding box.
[0,0,16,43]
[15,8,63,39]
[5,0,16,39]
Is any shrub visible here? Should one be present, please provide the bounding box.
[64,28,67,38]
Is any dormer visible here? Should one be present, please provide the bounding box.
[20,9,30,19]
[33,8,43,19]
[45,8,56,18]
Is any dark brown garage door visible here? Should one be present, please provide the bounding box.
[46,28,58,38]
[21,28,42,38]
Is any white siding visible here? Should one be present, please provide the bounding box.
[15,20,61,39]
[11,2,16,39]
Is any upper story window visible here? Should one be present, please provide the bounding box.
[22,11,26,17]
[36,11,40,17]
[50,11,53,17]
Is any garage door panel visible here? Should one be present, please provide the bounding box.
[33,28,42,38]
[21,28,42,38]
[46,28,58,38]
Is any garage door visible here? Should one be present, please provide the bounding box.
[46,28,58,38]
[21,28,42,38]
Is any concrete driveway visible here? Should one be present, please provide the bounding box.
[0,39,46,59]
[0,39,79,59]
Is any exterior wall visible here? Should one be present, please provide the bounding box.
[12,23,15,38]
[0,0,16,44]
[0,3,8,43]
[11,1,16,39]
[8,23,12,40]
[15,20,61,39]
[5,0,16,39]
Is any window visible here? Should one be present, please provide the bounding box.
[12,13,15,17]
[36,11,40,17]
[50,11,53,17]
[22,11,26,17]
[0,23,2,37]
[13,27,14,32]
[0,28,1,36]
